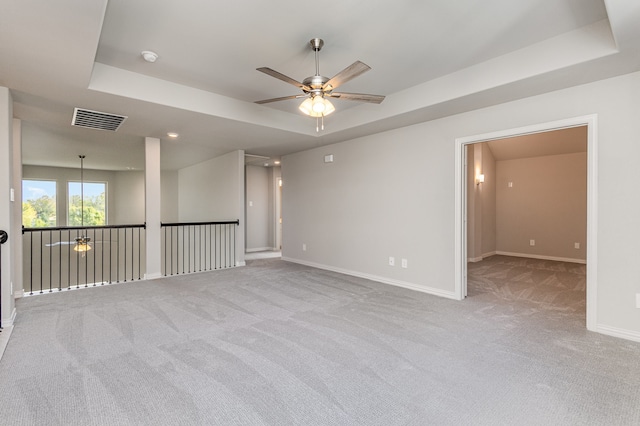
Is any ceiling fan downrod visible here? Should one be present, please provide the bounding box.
[310,38,323,76]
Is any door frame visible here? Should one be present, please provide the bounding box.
[454,114,598,331]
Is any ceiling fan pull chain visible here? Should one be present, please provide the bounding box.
[316,117,319,133]
[321,114,324,131]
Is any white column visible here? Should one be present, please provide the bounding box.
[12,119,23,299]
[0,87,16,325]
[145,137,162,279]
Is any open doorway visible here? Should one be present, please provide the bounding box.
[454,115,598,331]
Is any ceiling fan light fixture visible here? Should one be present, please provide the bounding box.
[312,96,326,113]
[299,97,335,117]
[74,236,92,253]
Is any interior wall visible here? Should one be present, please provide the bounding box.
[496,152,587,261]
[160,170,178,222]
[270,167,281,250]
[177,150,245,262]
[466,142,497,262]
[0,87,15,325]
[282,71,640,338]
[113,171,145,224]
[245,165,270,251]
[481,143,497,257]
[178,150,244,222]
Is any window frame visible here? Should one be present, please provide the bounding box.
[67,180,108,226]
[22,178,58,228]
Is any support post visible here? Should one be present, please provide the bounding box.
[145,137,162,279]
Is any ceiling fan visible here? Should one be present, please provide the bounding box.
[255,38,385,131]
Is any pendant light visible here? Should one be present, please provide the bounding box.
[74,155,92,254]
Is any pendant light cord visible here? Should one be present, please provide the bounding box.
[79,155,85,228]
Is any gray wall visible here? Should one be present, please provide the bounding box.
[496,152,587,261]
[178,151,243,222]
[161,170,179,222]
[245,165,281,252]
[177,150,245,262]
[467,143,497,261]
[245,165,270,251]
[113,171,145,224]
[481,144,496,257]
[282,71,640,337]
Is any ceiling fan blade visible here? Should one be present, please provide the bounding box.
[255,94,307,104]
[328,92,385,104]
[256,67,311,91]
[323,61,371,90]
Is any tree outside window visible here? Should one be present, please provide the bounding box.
[68,181,106,226]
[22,180,57,227]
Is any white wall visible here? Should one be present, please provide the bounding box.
[282,71,640,339]
[0,87,15,325]
[245,165,270,251]
[481,144,496,257]
[161,170,179,223]
[496,152,587,261]
[467,143,497,261]
[113,171,145,224]
[178,150,245,263]
[178,150,243,222]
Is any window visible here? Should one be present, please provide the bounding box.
[68,181,106,226]
[22,180,57,227]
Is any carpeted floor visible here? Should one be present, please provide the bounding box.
[0,256,639,425]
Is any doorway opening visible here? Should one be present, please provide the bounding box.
[454,115,597,331]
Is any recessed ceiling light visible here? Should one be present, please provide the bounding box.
[274,160,281,165]
[264,163,269,167]
[167,132,179,138]
[141,51,158,63]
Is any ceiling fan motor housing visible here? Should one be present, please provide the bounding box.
[302,75,331,97]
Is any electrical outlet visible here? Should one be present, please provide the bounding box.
[389,257,395,266]
[530,239,535,246]
[302,243,306,251]
[574,242,580,249]
[401,259,408,268]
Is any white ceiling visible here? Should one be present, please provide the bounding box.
[1,0,640,171]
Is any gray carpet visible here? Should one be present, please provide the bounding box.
[0,257,639,425]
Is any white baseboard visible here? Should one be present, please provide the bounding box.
[282,257,458,300]
[14,289,24,299]
[236,261,246,267]
[595,324,640,343]
[0,324,14,361]
[144,272,164,280]
[468,252,497,263]
[1,308,17,327]
[245,247,274,253]
[495,251,586,264]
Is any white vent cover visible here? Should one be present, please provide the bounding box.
[72,108,127,131]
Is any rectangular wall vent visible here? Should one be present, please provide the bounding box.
[72,108,127,131]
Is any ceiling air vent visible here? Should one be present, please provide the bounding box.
[72,108,127,131]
